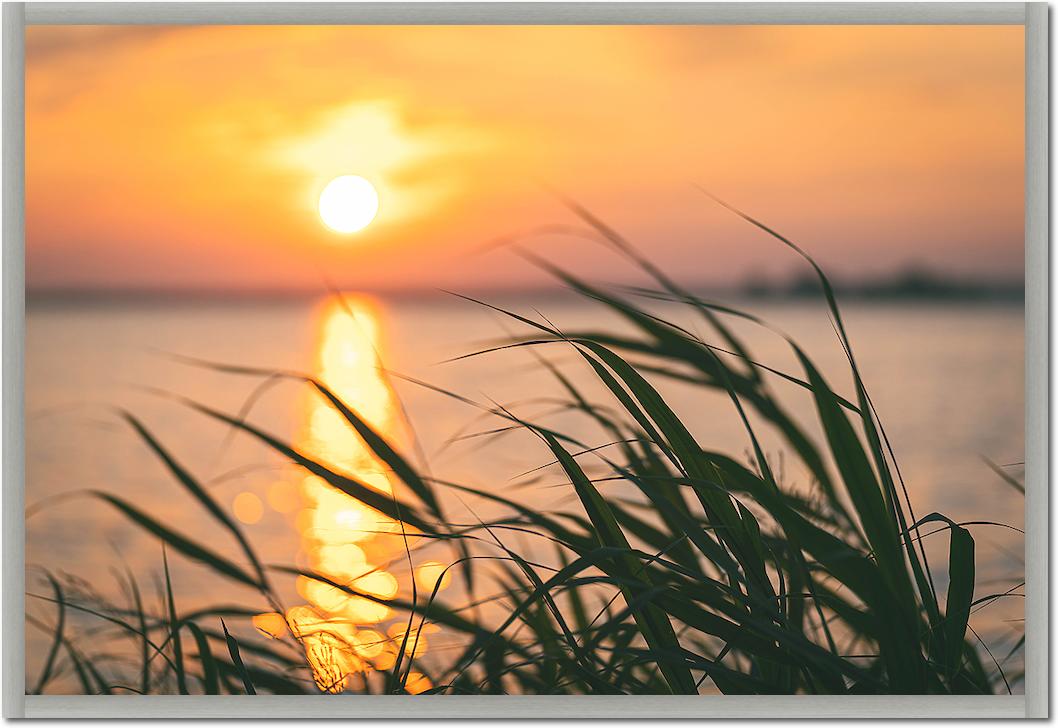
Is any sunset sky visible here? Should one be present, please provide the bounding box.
[25,25,1025,295]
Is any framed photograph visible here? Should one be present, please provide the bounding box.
[3,1,1048,719]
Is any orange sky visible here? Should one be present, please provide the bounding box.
[25,25,1025,294]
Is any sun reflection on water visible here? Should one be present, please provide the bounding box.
[253,296,442,693]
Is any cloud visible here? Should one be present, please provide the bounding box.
[26,25,182,63]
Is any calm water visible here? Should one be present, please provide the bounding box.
[25,295,1026,690]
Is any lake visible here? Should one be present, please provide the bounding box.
[25,294,1026,691]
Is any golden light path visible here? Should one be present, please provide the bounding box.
[254,296,445,693]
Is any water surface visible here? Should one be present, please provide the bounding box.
[25,295,1026,690]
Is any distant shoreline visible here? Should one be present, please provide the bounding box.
[739,268,1023,304]
[24,263,1024,307]
[23,266,1022,307]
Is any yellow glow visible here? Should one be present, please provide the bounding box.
[415,561,452,593]
[354,570,399,600]
[351,629,386,659]
[387,623,437,661]
[260,296,431,693]
[284,605,367,693]
[266,481,300,514]
[232,491,264,524]
[270,100,468,234]
[318,175,379,234]
[252,612,289,640]
[404,672,433,695]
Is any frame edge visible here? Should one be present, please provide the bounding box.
[21,694,1029,720]
[2,0,26,719]
[23,1,1028,25]
[5,1,1045,719]
[1024,0,1050,720]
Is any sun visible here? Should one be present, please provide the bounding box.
[318,175,379,234]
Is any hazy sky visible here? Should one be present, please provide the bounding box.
[26,25,1024,294]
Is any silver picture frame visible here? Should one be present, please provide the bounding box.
[2,1,1049,719]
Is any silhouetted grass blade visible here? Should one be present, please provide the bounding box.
[31,573,65,695]
[185,622,220,695]
[221,619,257,695]
[123,413,270,590]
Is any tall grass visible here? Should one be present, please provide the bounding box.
[27,201,1024,695]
